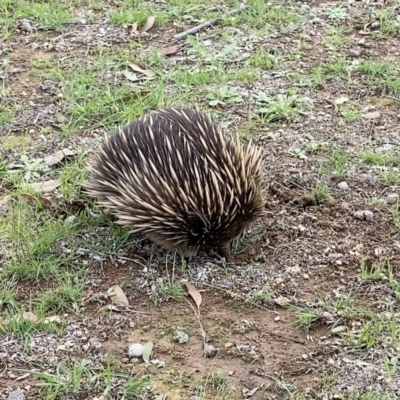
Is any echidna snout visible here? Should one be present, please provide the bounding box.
[85,107,265,260]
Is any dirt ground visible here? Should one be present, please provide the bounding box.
[1,1,400,399]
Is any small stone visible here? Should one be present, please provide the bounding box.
[327,358,335,366]
[20,20,32,33]
[274,316,280,322]
[348,49,360,57]
[370,21,380,29]
[310,17,322,25]
[150,359,165,368]
[7,389,26,400]
[364,210,373,221]
[172,330,189,344]
[128,343,143,358]
[224,342,234,349]
[386,193,399,205]
[204,344,217,358]
[354,210,365,220]
[338,181,349,191]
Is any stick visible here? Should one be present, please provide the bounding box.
[174,3,248,40]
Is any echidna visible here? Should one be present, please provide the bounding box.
[85,108,265,261]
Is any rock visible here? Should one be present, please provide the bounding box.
[20,20,32,33]
[172,330,189,344]
[348,49,360,57]
[7,390,26,400]
[386,193,399,205]
[310,17,322,25]
[364,210,373,221]
[128,343,143,358]
[204,344,217,358]
[354,210,373,221]
[338,181,349,191]
[370,21,380,29]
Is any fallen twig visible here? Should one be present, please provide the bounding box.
[174,3,248,40]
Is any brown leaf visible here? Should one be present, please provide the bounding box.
[29,179,61,193]
[185,282,202,309]
[23,311,38,323]
[160,45,184,56]
[108,285,129,307]
[141,15,155,33]
[362,111,380,120]
[44,149,75,166]
[20,193,53,206]
[128,63,156,79]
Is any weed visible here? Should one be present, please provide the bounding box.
[206,86,243,107]
[324,7,347,21]
[6,155,52,181]
[292,306,320,331]
[255,92,313,122]
[18,358,151,398]
[313,185,332,204]
[323,147,350,177]
[209,372,228,391]
[150,279,185,306]
[249,48,282,69]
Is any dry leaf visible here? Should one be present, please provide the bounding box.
[130,22,138,34]
[160,45,184,55]
[20,193,52,206]
[142,341,154,365]
[108,285,129,307]
[23,311,38,323]
[141,15,155,33]
[123,70,139,82]
[362,111,380,120]
[44,149,75,166]
[185,282,202,308]
[29,179,61,193]
[128,63,156,79]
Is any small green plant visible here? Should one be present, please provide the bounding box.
[325,7,347,21]
[150,279,185,306]
[324,147,349,177]
[251,288,273,305]
[313,185,331,203]
[206,86,243,107]
[359,258,382,280]
[209,372,228,391]
[292,306,320,331]
[249,48,281,69]
[379,170,400,185]
[255,92,313,122]
[6,155,52,181]
[17,359,151,398]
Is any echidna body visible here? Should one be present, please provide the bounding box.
[85,108,265,260]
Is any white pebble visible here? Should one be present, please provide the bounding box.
[128,343,143,358]
[338,181,349,191]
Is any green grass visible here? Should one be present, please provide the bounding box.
[18,358,151,399]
